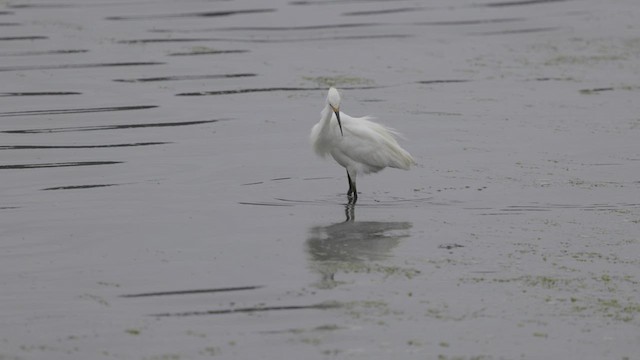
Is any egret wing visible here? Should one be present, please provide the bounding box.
[337,116,414,172]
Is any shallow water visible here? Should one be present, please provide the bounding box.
[1,0,639,359]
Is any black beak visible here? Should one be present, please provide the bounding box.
[334,110,343,136]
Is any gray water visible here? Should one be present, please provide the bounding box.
[1,0,639,359]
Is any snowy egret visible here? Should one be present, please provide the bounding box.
[310,87,415,202]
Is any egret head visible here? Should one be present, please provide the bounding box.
[327,87,343,136]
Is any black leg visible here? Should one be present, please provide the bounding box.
[346,171,358,203]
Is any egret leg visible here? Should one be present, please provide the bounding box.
[346,171,354,195]
[346,171,358,202]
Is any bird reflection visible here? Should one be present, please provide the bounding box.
[306,203,412,289]
[345,201,355,221]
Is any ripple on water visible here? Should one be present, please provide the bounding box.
[239,196,436,208]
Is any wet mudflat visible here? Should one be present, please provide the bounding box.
[1,0,639,359]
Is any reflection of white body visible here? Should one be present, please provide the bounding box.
[310,87,415,201]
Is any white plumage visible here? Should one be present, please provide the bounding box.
[310,87,414,201]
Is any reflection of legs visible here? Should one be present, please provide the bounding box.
[344,202,355,222]
[346,170,357,202]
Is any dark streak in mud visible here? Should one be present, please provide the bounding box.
[43,184,120,191]
[479,212,530,216]
[215,23,381,31]
[6,2,187,9]
[273,34,413,42]
[121,285,263,298]
[472,27,560,35]
[105,9,275,21]
[3,120,224,134]
[118,38,231,44]
[150,302,340,317]
[583,163,623,166]
[415,18,524,26]
[291,0,408,4]
[0,36,48,41]
[0,161,122,170]
[0,22,20,26]
[439,243,465,250]
[0,92,81,97]
[113,73,255,83]
[0,62,163,72]
[501,208,549,212]
[343,7,423,16]
[533,77,573,81]
[6,3,77,8]
[167,49,249,56]
[0,11,14,15]
[118,34,411,44]
[418,80,470,84]
[0,105,157,117]
[0,142,168,150]
[579,87,615,94]
[483,0,569,7]
[176,86,379,96]
[0,49,89,57]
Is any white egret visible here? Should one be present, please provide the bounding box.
[310,87,415,202]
